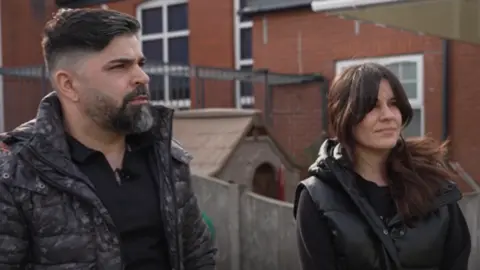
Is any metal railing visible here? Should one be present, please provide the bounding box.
[0,63,324,130]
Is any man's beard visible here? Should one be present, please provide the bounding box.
[85,85,155,135]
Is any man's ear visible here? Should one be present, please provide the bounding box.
[53,69,79,102]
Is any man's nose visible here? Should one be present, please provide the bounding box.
[133,66,150,86]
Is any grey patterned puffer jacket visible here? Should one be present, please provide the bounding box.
[0,93,217,270]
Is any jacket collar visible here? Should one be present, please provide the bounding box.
[309,138,462,215]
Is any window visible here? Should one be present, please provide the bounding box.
[137,0,190,108]
[234,0,254,108]
[335,55,424,137]
[240,65,254,108]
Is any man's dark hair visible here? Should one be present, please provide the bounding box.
[42,8,141,71]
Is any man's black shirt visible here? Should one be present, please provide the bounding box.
[66,133,171,270]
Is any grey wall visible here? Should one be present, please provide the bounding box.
[192,173,480,270]
[192,174,299,270]
[191,175,233,270]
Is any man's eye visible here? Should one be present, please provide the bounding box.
[112,64,125,69]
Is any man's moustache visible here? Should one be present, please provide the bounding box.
[125,86,149,102]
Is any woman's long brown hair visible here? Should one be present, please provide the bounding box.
[328,63,459,221]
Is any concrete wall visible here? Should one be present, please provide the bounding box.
[192,174,299,270]
[192,173,480,270]
[217,137,300,202]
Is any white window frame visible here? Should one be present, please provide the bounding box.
[311,0,399,12]
[234,0,254,108]
[137,0,191,108]
[335,54,425,136]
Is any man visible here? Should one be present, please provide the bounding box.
[0,8,216,270]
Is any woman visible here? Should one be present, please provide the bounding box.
[293,63,471,270]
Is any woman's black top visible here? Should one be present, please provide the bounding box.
[295,174,471,270]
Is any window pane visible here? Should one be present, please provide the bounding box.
[167,3,188,31]
[240,14,250,22]
[239,0,249,22]
[240,28,252,60]
[240,0,247,9]
[401,62,417,80]
[402,82,418,99]
[240,65,253,97]
[143,40,164,63]
[169,77,190,100]
[168,37,189,64]
[337,66,347,74]
[242,103,254,109]
[385,63,400,77]
[141,7,163,35]
[402,108,422,137]
[149,75,165,101]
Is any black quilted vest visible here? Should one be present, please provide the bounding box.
[294,156,462,270]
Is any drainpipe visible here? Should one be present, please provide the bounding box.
[441,39,450,142]
[321,78,329,141]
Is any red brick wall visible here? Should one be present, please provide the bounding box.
[251,9,480,182]
[448,42,480,183]
[1,0,58,130]
[188,0,235,108]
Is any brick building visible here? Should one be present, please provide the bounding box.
[1,0,480,189]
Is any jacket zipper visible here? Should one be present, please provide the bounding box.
[150,148,176,270]
[165,120,182,270]
[25,146,126,270]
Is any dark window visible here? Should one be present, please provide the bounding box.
[169,77,190,100]
[141,7,163,35]
[242,103,254,109]
[168,37,189,64]
[239,0,247,9]
[142,40,164,63]
[240,65,253,97]
[239,0,249,22]
[240,15,249,23]
[167,3,188,31]
[149,75,165,101]
[240,28,252,60]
